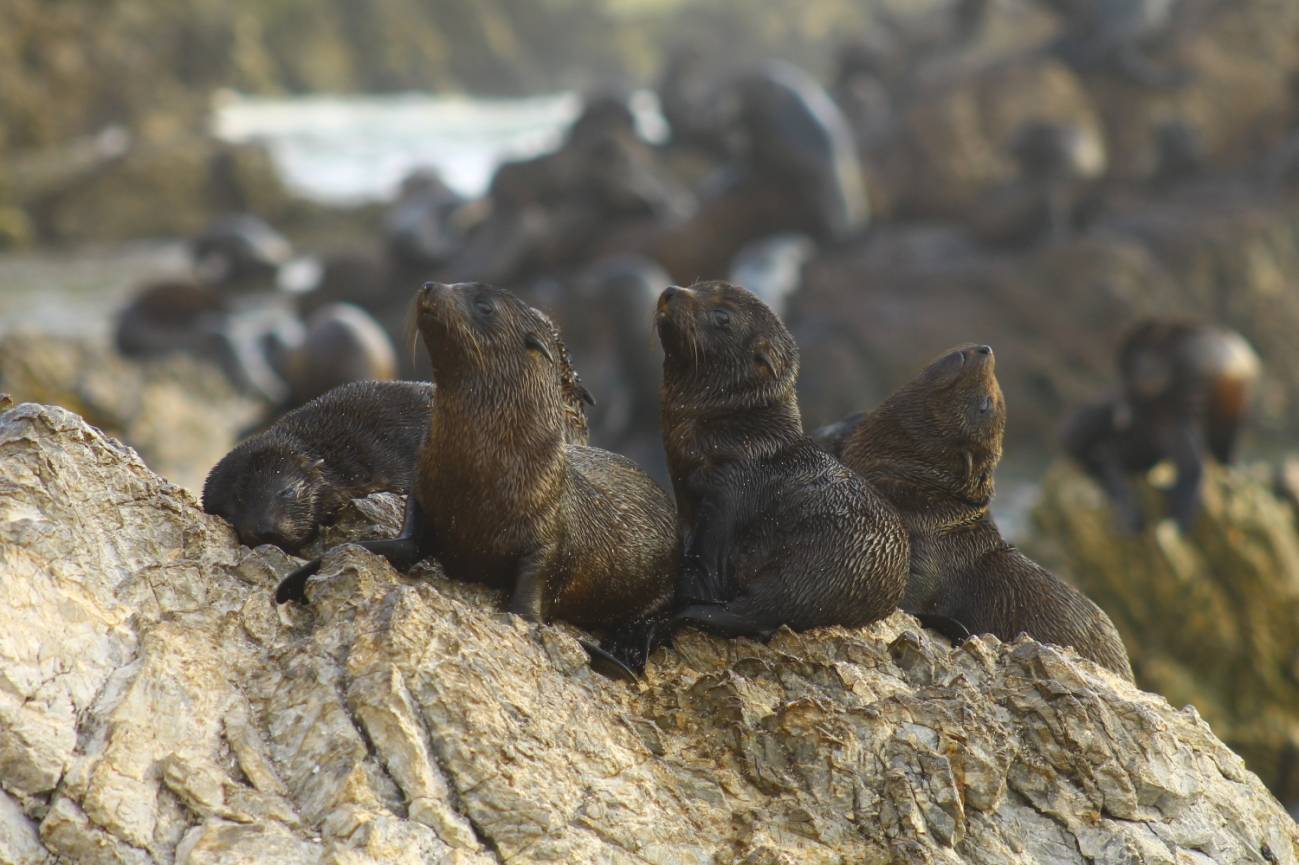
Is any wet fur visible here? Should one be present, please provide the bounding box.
[413,282,676,626]
[840,346,1134,680]
[654,280,908,641]
[203,380,433,553]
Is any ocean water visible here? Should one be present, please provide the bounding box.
[212,89,667,204]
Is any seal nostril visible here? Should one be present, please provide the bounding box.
[662,286,681,302]
[975,345,992,355]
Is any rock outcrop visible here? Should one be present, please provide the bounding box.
[1028,460,1299,815]
[2,399,1297,864]
[0,333,260,495]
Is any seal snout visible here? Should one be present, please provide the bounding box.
[656,284,694,325]
[658,284,692,307]
[417,281,451,319]
[960,344,995,371]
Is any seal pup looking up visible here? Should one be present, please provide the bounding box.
[275,283,678,658]
[614,280,907,668]
[203,380,433,554]
[839,345,1134,680]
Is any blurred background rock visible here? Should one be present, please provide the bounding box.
[4,0,1299,816]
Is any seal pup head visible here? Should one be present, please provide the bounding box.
[415,281,592,434]
[844,343,1005,506]
[655,279,799,412]
[203,438,335,553]
[911,344,1005,455]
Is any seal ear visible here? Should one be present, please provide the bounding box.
[524,332,554,364]
[752,340,777,379]
[921,350,966,387]
[577,384,596,406]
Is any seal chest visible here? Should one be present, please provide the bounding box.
[643,280,908,656]
[412,281,678,627]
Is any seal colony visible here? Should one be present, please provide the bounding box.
[194,277,1133,682]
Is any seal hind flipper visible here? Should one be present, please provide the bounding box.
[275,558,321,605]
[598,612,675,676]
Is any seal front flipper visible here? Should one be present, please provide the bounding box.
[275,558,322,605]
[597,612,675,676]
[273,494,430,605]
[672,602,778,641]
[505,547,551,622]
[580,640,642,682]
[913,612,972,645]
[679,468,742,604]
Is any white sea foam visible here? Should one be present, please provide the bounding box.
[212,89,666,204]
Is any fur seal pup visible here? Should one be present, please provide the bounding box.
[564,255,670,483]
[114,280,229,359]
[203,380,433,553]
[838,344,1134,680]
[1063,319,1259,533]
[275,284,676,671]
[384,168,466,271]
[611,280,908,669]
[1034,0,1190,89]
[974,121,1106,248]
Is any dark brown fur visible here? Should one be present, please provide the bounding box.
[203,380,433,554]
[841,345,1134,680]
[413,282,676,626]
[653,280,908,642]
[114,280,228,359]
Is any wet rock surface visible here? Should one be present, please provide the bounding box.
[1028,461,1299,814]
[2,400,1296,864]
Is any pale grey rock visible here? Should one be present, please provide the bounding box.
[0,400,1296,865]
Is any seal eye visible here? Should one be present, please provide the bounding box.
[277,486,296,501]
[710,309,731,328]
[474,298,495,317]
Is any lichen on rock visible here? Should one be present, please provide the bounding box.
[0,400,1296,864]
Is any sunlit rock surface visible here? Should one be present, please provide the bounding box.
[1028,461,1299,814]
[1,400,1296,864]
